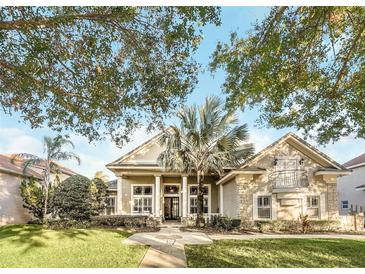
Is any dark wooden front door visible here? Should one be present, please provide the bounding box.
[164,197,179,220]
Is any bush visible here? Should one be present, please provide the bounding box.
[211,215,241,231]
[20,178,54,221]
[253,219,341,233]
[52,175,93,220]
[90,178,109,215]
[90,215,154,227]
[44,219,91,229]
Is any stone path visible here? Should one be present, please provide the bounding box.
[123,224,212,268]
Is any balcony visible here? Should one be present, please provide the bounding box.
[270,170,308,192]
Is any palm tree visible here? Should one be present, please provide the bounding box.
[158,96,254,226]
[14,135,80,223]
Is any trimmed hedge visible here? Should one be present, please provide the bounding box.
[210,215,241,231]
[90,215,159,228]
[44,219,91,229]
[253,220,341,233]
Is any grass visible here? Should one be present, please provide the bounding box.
[0,225,147,267]
[185,238,365,268]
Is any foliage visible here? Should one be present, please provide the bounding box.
[158,96,254,226]
[185,238,365,267]
[90,178,109,215]
[93,171,109,182]
[0,7,221,145]
[299,214,310,234]
[52,175,93,221]
[19,178,53,220]
[0,225,147,267]
[14,135,80,222]
[90,215,155,228]
[253,219,341,233]
[211,215,241,231]
[44,219,91,229]
[211,7,365,144]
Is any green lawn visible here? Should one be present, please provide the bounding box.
[0,225,147,267]
[185,238,365,268]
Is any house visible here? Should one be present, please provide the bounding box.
[106,131,350,224]
[0,154,77,225]
[338,153,365,215]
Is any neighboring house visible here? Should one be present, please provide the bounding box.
[0,153,77,225]
[338,154,365,215]
[106,132,350,223]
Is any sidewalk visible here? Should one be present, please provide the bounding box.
[123,224,212,268]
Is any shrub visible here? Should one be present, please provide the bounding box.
[299,214,310,234]
[44,219,91,229]
[211,215,241,231]
[20,178,54,221]
[90,178,109,215]
[52,175,93,220]
[90,215,154,227]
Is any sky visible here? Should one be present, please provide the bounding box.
[1,7,365,180]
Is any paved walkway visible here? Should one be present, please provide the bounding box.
[123,224,212,268]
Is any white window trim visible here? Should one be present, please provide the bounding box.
[130,184,154,215]
[253,193,272,221]
[187,184,211,215]
[104,195,117,215]
[306,195,321,219]
[341,200,349,210]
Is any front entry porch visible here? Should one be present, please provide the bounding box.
[164,197,179,220]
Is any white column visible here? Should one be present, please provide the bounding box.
[117,177,123,214]
[155,176,161,217]
[219,184,224,215]
[182,175,188,218]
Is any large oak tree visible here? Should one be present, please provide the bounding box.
[0,7,220,145]
[211,7,365,144]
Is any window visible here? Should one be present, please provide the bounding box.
[164,185,179,195]
[189,185,209,214]
[307,196,320,218]
[257,196,271,219]
[132,185,153,214]
[341,200,349,210]
[189,186,208,195]
[189,197,208,214]
[105,196,116,215]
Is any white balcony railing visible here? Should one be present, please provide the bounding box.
[270,170,308,189]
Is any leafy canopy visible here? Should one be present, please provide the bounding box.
[211,7,365,144]
[0,7,220,145]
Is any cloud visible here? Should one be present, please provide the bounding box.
[248,129,274,153]
[0,128,43,156]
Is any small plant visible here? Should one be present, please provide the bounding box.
[299,214,310,234]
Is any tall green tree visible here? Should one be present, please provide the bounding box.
[14,135,80,222]
[158,96,254,226]
[0,7,220,145]
[211,6,365,144]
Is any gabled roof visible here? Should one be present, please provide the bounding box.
[0,154,42,179]
[217,132,349,185]
[106,130,165,168]
[343,153,365,169]
[240,132,347,171]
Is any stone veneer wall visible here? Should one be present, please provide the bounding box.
[327,182,339,220]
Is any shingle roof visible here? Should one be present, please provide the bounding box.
[4,153,77,176]
[0,154,42,179]
[355,184,365,190]
[343,153,365,168]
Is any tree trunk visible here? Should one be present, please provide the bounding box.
[43,165,50,224]
[196,170,205,227]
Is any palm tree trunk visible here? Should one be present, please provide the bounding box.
[196,170,205,227]
[43,165,50,223]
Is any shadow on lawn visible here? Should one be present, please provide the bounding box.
[186,238,365,268]
[0,225,97,254]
